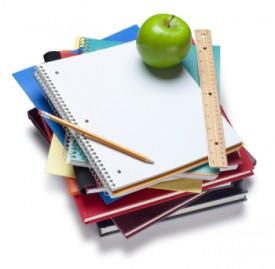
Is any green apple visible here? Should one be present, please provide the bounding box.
[136,14,192,68]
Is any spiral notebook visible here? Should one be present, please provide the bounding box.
[34,40,243,197]
[66,44,221,180]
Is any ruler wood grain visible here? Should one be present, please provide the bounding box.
[195,29,228,168]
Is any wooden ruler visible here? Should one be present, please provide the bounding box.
[195,29,228,168]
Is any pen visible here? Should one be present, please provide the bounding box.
[39,110,154,164]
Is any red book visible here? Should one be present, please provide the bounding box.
[221,150,242,171]
[202,147,253,190]
[112,192,207,238]
[73,147,254,224]
[110,148,254,238]
[27,108,52,143]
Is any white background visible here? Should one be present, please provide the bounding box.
[0,0,274,268]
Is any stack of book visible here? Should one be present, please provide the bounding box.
[13,24,256,238]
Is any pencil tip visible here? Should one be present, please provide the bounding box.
[39,111,50,119]
[147,159,155,164]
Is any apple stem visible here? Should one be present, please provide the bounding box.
[168,15,175,28]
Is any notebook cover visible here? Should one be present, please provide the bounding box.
[43,51,62,62]
[98,180,247,237]
[73,166,101,194]
[226,150,242,166]
[244,148,257,167]
[65,177,81,195]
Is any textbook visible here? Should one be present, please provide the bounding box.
[27,108,52,143]
[72,147,253,224]
[98,180,248,237]
[34,41,243,197]
[112,191,207,238]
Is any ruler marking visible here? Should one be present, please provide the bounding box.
[195,29,228,168]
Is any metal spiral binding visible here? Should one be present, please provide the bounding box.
[34,65,115,194]
[33,69,70,157]
[70,138,89,162]
[78,37,90,53]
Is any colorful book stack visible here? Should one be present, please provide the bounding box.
[13,25,256,239]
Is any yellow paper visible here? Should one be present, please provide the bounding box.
[73,36,82,50]
[150,178,202,193]
[45,134,75,178]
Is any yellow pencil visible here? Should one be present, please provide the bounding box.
[39,110,154,164]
